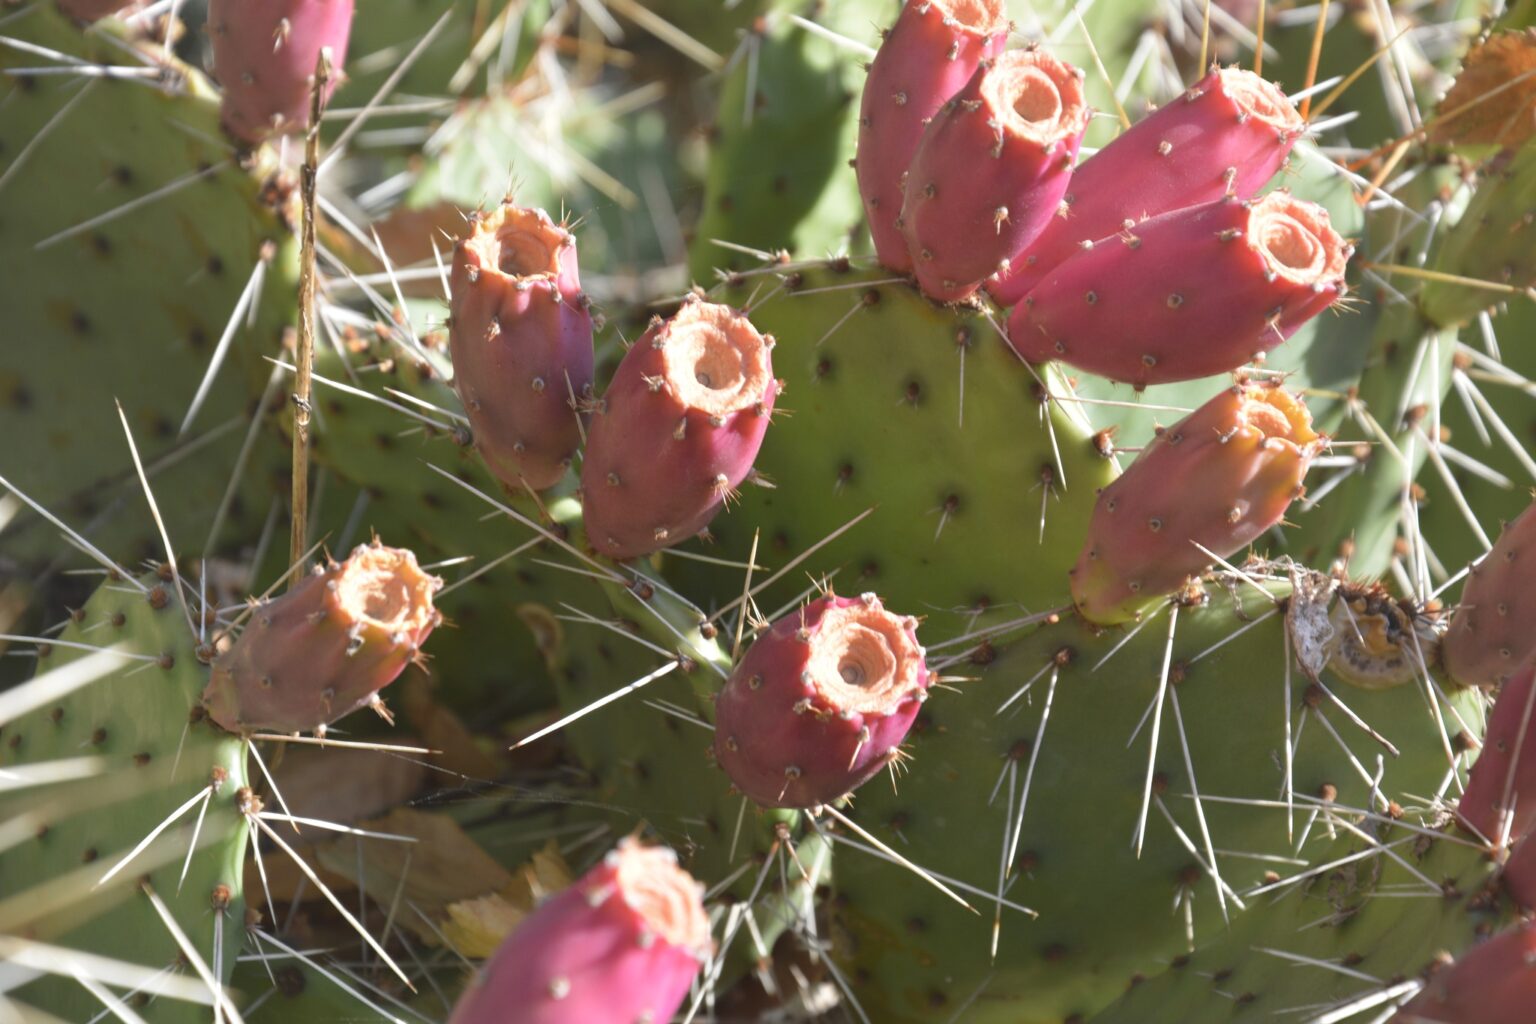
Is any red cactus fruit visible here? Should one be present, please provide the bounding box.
[202,541,442,734]
[1007,191,1350,388]
[1457,659,1536,847]
[208,0,354,144]
[1443,499,1536,690]
[713,593,929,809]
[900,48,1090,302]
[449,203,595,493]
[1072,381,1323,625]
[449,838,709,1024]
[856,0,1010,273]
[580,297,777,561]
[988,66,1304,304]
[1391,921,1536,1024]
[1504,829,1536,909]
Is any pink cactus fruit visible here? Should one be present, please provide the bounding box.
[1007,191,1350,388]
[856,0,1010,273]
[1504,829,1536,909]
[1443,499,1536,690]
[56,0,139,21]
[1072,381,1323,625]
[988,66,1305,304]
[1456,659,1536,847]
[1391,921,1536,1024]
[449,203,595,493]
[450,839,709,1024]
[900,48,1090,302]
[208,0,354,144]
[712,593,929,809]
[202,541,442,734]
[580,297,777,561]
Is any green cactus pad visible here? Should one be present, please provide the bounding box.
[688,2,884,281]
[0,573,251,1022]
[1088,823,1510,1023]
[0,5,296,568]
[679,263,1115,633]
[831,573,1480,1023]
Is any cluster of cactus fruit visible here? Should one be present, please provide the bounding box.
[9,0,1536,1022]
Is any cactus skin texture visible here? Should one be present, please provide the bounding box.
[900,48,1089,302]
[449,203,594,492]
[1455,659,1536,846]
[448,838,709,1024]
[1008,191,1351,388]
[1072,381,1322,625]
[202,541,443,734]
[1421,139,1536,329]
[856,0,1009,273]
[713,593,928,808]
[581,297,777,560]
[1443,500,1536,690]
[1392,922,1536,1024]
[0,573,251,1023]
[56,0,135,21]
[207,0,354,144]
[988,66,1304,305]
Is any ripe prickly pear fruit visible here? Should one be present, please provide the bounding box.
[713,593,929,809]
[1457,660,1536,846]
[449,203,595,493]
[1392,922,1536,1024]
[203,541,442,734]
[208,0,354,144]
[856,0,1009,273]
[580,296,777,561]
[1443,500,1536,690]
[900,48,1089,302]
[1008,191,1350,388]
[449,838,709,1024]
[1504,830,1536,909]
[989,66,1304,304]
[1072,380,1322,625]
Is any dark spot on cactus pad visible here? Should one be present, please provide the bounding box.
[275,966,306,998]
[902,379,923,405]
[926,989,947,1008]
[905,916,927,933]
[91,233,111,258]
[1043,943,1068,962]
[187,325,208,351]
[133,752,151,767]
[206,255,224,277]
[81,847,98,863]
[71,309,91,335]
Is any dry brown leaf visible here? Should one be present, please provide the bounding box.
[315,808,514,943]
[1432,30,1536,150]
[441,842,575,957]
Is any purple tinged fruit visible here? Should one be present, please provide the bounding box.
[202,541,442,734]
[449,203,595,492]
[449,838,709,1024]
[1456,659,1536,848]
[1442,498,1536,690]
[1008,191,1350,388]
[901,48,1090,302]
[581,296,777,561]
[713,593,929,809]
[857,0,1010,273]
[988,66,1305,304]
[208,0,354,144]
[1391,921,1536,1024]
[1072,381,1323,625]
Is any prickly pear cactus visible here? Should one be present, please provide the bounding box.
[0,4,296,569]
[0,573,251,1022]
